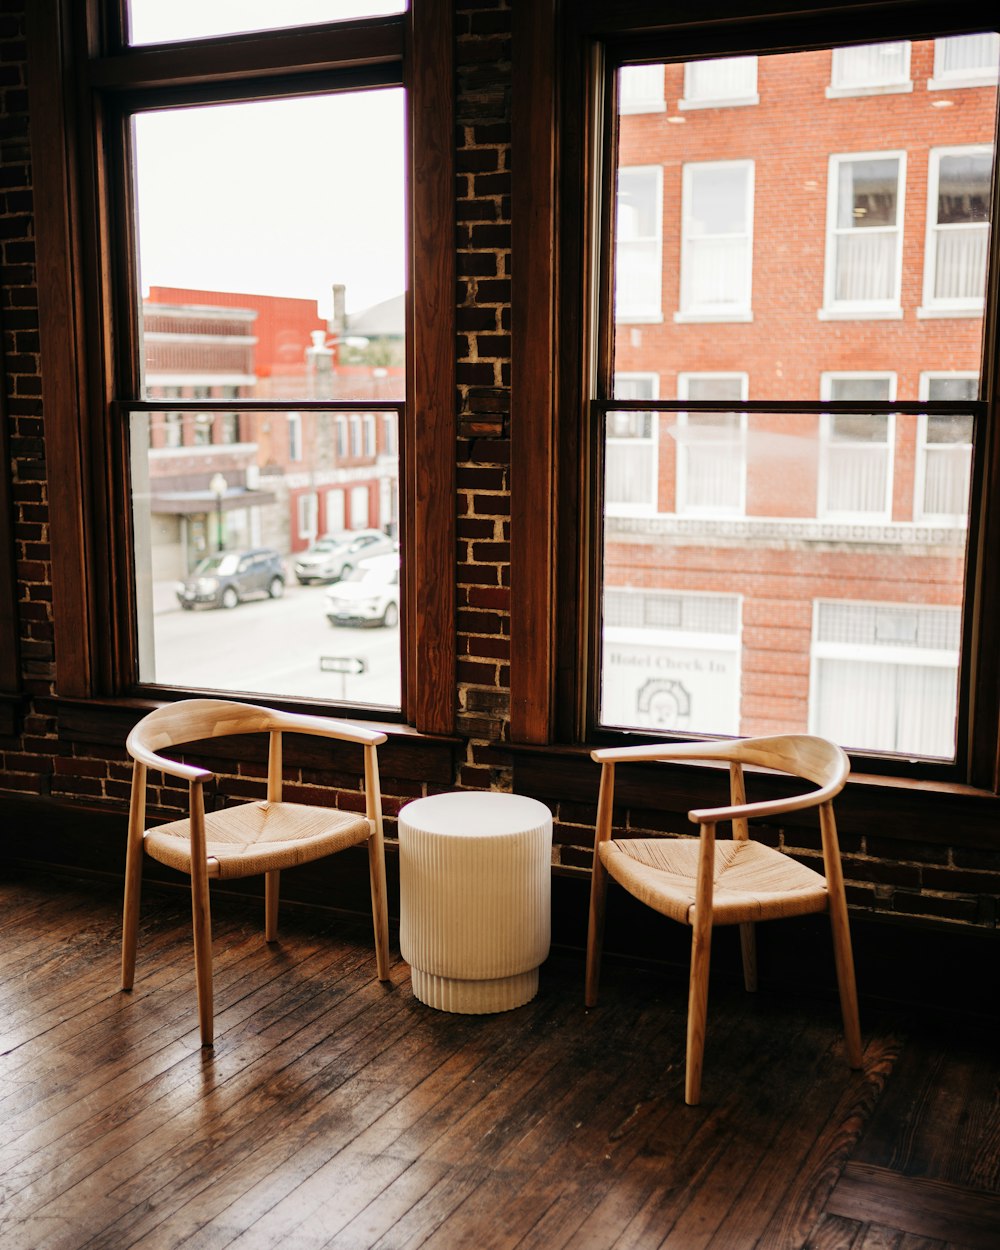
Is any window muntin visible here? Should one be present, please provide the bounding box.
[615,166,663,322]
[678,160,754,320]
[828,42,912,95]
[930,33,1000,89]
[679,57,759,108]
[126,0,405,46]
[824,152,905,314]
[921,146,993,313]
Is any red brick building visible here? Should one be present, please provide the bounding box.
[603,35,996,759]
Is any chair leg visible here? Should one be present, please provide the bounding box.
[368,833,390,982]
[739,921,758,992]
[190,870,214,1047]
[585,853,609,1008]
[121,760,146,992]
[829,896,863,1069]
[265,870,280,942]
[685,911,714,1106]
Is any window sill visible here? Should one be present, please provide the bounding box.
[825,81,913,98]
[620,102,667,114]
[616,313,665,325]
[674,310,753,324]
[677,94,759,110]
[818,307,903,321]
[916,305,984,320]
[928,75,999,91]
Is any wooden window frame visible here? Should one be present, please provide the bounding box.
[28,0,455,735]
[511,0,1000,793]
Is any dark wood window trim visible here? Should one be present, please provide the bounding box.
[510,0,1000,795]
[0,311,21,734]
[28,0,455,736]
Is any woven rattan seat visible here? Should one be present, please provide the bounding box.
[585,734,862,1105]
[122,698,390,1046]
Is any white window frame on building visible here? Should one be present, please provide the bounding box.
[350,484,370,528]
[619,63,666,113]
[676,159,755,322]
[827,41,912,97]
[297,489,318,543]
[809,599,961,759]
[615,165,663,323]
[325,488,346,535]
[382,412,396,457]
[605,373,659,516]
[928,32,1000,91]
[600,588,743,735]
[363,414,377,457]
[919,145,993,318]
[679,56,759,109]
[675,373,748,516]
[287,411,303,462]
[819,373,897,520]
[821,150,906,320]
[915,372,977,523]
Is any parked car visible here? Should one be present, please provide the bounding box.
[325,552,400,627]
[176,548,286,610]
[293,529,396,585]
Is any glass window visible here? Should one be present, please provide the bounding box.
[615,167,663,322]
[922,147,992,312]
[126,0,405,46]
[680,57,759,108]
[619,65,666,114]
[606,374,659,514]
[678,161,754,319]
[676,375,747,515]
[829,42,911,94]
[819,376,895,518]
[930,33,1000,89]
[824,154,904,313]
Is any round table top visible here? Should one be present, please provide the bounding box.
[398,791,552,838]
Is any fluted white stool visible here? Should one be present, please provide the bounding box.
[398,791,552,1013]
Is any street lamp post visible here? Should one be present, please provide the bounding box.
[209,472,227,552]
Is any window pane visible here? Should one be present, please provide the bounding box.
[133,91,405,404]
[837,158,899,228]
[937,152,992,224]
[684,56,758,103]
[831,42,910,89]
[127,0,404,46]
[131,408,401,707]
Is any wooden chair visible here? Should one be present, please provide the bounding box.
[121,697,391,1045]
[585,735,862,1105]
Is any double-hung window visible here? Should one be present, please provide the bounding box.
[916,375,977,522]
[675,375,748,515]
[819,376,896,519]
[828,42,912,96]
[615,166,663,322]
[677,161,754,321]
[823,153,905,317]
[921,147,993,315]
[929,33,1000,89]
[606,375,659,514]
[679,57,759,109]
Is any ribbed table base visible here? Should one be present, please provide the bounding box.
[410,967,539,1014]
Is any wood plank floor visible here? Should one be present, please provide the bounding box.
[1,866,997,1250]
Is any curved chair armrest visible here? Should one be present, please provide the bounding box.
[267,708,387,746]
[592,741,740,766]
[687,787,838,826]
[126,732,215,783]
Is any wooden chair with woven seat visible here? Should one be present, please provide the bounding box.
[585,734,862,1105]
[122,697,391,1045]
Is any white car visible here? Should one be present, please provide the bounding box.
[325,553,400,627]
[293,529,396,584]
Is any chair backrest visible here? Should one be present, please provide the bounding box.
[126,698,279,760]
[702,734,849,792]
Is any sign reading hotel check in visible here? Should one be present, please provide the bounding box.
[601,634,741,735]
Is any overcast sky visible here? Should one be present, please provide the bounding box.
[130,4,406,320]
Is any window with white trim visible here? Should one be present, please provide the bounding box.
[619,64,666,113]
[823,153,905,316]
[615,166,663,322]
[350,484,370,528]
[819,375,895,518]
[828,42,912,96]
[679,56,758,108]
[676,374,748,515]
[921,146,992,315]
[297,490,318,542]
[288,412,302,462]
[929,33,1000,90]
[678,160,754,321]
[916,374,977,522]
[810,600,960,758]
[606,374,659,514]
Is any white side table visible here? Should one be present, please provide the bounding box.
[398,791,553,1013]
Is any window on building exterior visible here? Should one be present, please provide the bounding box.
[619,64,666,113]
[287,412,303,461]
[125,0,405,45]
[680,57,759,108]
[824,153,905,316]
[675,375,747,515]
[930,33,1000,89]
[614,165,663,322]
[594,32,996,765]
[678,161,754,320]
[828,42,912,96]
[298,490,318,542]
[921,147,992,314]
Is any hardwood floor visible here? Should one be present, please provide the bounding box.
[1,867,997,1250]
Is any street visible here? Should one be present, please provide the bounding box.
[150,578,402,709]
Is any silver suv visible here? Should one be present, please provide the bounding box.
[176,548,286,610]
[293,529,396,585]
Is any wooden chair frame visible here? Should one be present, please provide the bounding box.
[584,735,862,1105]
[122,698,391,1046]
